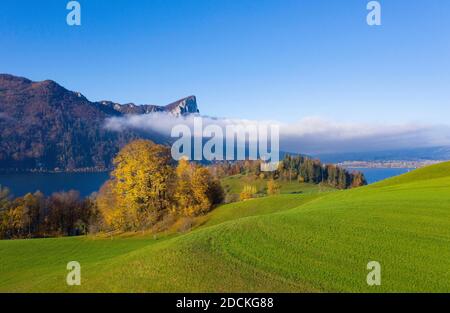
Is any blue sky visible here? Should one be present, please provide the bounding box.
[1,0,449,124]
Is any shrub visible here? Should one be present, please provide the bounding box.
[240,185,257,201]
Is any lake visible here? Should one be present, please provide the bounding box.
[0,167,414,198]
[0,172,110,197]
[346,168,414,184]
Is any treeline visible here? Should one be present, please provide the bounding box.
[0,188,97,239]
[277,155,366,188]
[210,155,366,189]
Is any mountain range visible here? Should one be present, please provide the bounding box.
[0,74,199,171]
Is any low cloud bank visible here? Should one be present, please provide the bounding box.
[104,113,450,155]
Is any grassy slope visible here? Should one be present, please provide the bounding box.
[0,193,313,292]
[1,163,450,292]
[221,174,335,196]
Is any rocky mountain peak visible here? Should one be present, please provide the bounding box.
[165,96,199,115]
[99,95,200,116]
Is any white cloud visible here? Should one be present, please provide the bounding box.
[104,113,450,154]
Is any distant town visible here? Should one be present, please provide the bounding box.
[337,160,447,169]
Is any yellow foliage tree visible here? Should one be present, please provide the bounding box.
[174,158,194,215]
[174,160,224,217]
[240,185,257,201]
[190,167,213,216]
[98,140,175,231]
[267,179,281,195]
[97,141,224,231]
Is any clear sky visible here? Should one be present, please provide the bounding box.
[1,0,449,124]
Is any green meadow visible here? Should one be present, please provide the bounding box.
[221,174,335,197]
[1,162,450,292]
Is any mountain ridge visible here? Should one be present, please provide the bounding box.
[0,74,199,171]
[0,74,199,117]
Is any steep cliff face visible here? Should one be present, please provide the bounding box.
[96,95,199,116]
[164,96,199,115]
[0,74,199,171]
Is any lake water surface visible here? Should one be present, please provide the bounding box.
[347,168,413,184]
[0,172,110,197]
[0,167,414,197]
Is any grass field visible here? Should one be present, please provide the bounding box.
[1,162,450,292]
[221,174,335,197]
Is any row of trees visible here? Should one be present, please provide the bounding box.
[278,155,366,189]
[0,187,97,240]
[209,155,366,189]
[96,140,224,232]
[209,160,263,178]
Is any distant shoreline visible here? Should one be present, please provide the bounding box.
[1,160,447,173]
[343,166,416,169]
[338,160,447,170]
[0,168,111,174]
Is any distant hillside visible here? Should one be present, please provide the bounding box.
[0,74,199,171]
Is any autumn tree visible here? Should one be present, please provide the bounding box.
[1,201,24,239]
[46,190,92,236]
[0,187,96,240]
[0,185,10,209]
[351,171,367,188]
[267,179,281,195]
[175,159,224,217]
[174,158,194,216]
[96,180,123,230]
[240,185,257,201]
[189,167,213,216]
[98,140,175,231]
